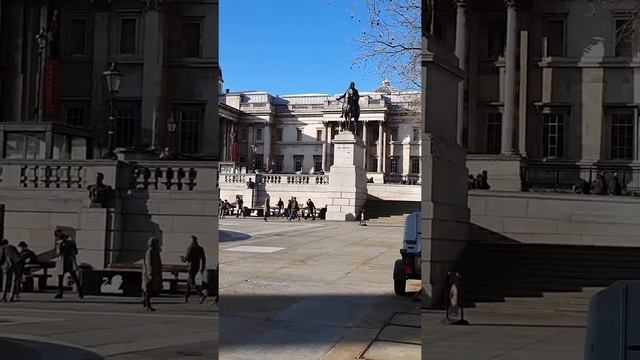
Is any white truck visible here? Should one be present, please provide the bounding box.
[393,212,421,295]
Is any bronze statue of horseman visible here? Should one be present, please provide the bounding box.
[336,82,360,134]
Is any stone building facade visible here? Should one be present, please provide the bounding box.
[436,0,639,189]
[219,80,421,183]
[0,0,219,160]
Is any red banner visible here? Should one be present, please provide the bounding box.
[44,58,59,120]
[231,141,239,161]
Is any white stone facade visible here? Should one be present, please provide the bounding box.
[219,81,421,183]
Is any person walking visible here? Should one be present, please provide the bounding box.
[263,197,271,222]
[289,197,301,221]
[0,240,24,302]
[305,199,316,220]
[18,241,39,265]
[276,197,284,219]
[54,229,83,299]
[142,237,162,311]
[286,197,293,219]
[181,236,206,304]
[236,195,245,218]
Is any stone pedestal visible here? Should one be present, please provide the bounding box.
[326,132,368,221]
[76,207,121,269]
[421,34,471,308]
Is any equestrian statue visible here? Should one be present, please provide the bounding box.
[336,82,360,134]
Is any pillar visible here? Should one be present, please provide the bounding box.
[454,0,469,146]
[263,123,271,170]
[362,121,368,171]
[501,0,518,155]
[247,125,253,162]
[141,5,165,150]
[518,29,528,156]
[377,121,383,172]
[322,121,329,171]
[90,2,109,156]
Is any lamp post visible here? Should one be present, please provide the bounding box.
[102,62,123,160]
[34,28,48,121]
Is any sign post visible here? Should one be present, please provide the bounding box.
[444,272,469,325]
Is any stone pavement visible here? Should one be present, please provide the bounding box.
[219,218,421,360]
[422,305,586,359]
[0,292,218,359]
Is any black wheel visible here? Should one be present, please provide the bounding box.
[393,259,406,295]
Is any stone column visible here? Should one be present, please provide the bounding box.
[141,4,165,150]
[326,132,367,221]
[362,121,368,171]
[90,4,109,157]
[247,125,253,162]
[518,29,528,156]
[501,0,518,155]
[5,0,25,123]
[454,0,469,146]
[377,121,383,172]
[263,123,271,170]
[322,121,329,171]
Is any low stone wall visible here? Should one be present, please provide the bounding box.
[367,183,420,201]
[0,160,218,271]
[467,154,522,191]
[469,190,640,246]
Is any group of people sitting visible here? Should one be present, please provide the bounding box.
[574,172,623,196]
[264,196,318,222]
[468,170,491,190]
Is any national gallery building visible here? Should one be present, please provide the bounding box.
[218,79,422,184]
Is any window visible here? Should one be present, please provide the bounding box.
[390,127,399,141]
[183,20,202,57]
[240,128,247,142]
[272,155,283,172]
[544,17,566,57]
[542,113,564,158]
[332,127,338,139]
[610,112,634,160]
[256,128,263,141]
[239,156,247,165]
[296,128,303,141]
[276,128,283,141]
[488,20,505,58]
[114,102,141,147]
[313,155,322,172]
[69,19,87,55]
[389,157,399,174]
[120,18,137,54]
[370,156,378,171]
[412,127,420,142]
[615,17,634,58]
[4,133,46,159]
[316,129,323,141]
[410,156,420,174]
[253,155,263,170]
[372,127,380,142]
[486,113,502,154]
[64,106,85,126]
[175,106,203,153]
[293,155,304,172]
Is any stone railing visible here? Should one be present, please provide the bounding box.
[284,174,329,185]
[128,161,217,192]
[20,163,85,188]
[222,173,253,184]
[222,173,329,185]
[383,174,421,185]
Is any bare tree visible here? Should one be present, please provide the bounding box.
[585,0,639,47]
[350,0,421,91]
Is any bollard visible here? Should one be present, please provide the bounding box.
[205,267,218,298]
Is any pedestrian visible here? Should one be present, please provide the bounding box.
[305,199,316,220]
[54,229,83,299]
[18,241,39,265]
[142,237,162,311]
[286,197,293,219]
[289,197,301,221]
[277,197,284,219]
[0,240,24,302]
[181,236,206,304]
[236,195,245,218]
[359,208,367,226]
[592,173,608,195]
[467,175,476,190]
[264,197,270,222]
[610,172,623,196]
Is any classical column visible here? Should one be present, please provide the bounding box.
[362,121,368,171]
[263,123,271,170]
[454,0,469,146]
[322,121,329,171]
[141,2,165,149]
[377,121,383,172]
[247,124,253,159]
[518,29,528,156]
[501,0,518,155]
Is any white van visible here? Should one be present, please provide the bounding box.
[393,212,421,295]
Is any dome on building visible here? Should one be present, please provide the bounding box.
[372,79,400,95]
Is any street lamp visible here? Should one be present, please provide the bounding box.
[102,62,123,159]
[34,28,48,121]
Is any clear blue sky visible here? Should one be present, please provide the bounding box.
[220,1,396,96]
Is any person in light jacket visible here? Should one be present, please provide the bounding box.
[142,237,163,311]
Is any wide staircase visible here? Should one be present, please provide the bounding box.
[454,233,640,314]
[364,200,420,225]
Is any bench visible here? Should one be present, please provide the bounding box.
[109,263,189,294]
[22,261,56,292]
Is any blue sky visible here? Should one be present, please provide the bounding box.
[220,1,397,96]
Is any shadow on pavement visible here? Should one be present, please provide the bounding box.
[0,337,104,360]
[219,230,251,242]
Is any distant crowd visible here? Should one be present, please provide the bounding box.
[573,172,623,196]
[219,195,320,222]
[468,170,491,190]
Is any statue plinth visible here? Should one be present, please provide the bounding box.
[326,131,368,221]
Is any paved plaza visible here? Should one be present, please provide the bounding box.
[219,218,421,360]
[0,293,218,359]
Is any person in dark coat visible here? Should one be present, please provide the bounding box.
[592,173,608,195]
[610,172,623,195]
[305,199,316,220]
[18,241,38,265]
[181,235,206,304]
[276,198,285,219]
[0,240,24,302]
[142,237,162,311]
[263,197,271,222]
[54,230,83,299]
[236,195,245,218]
